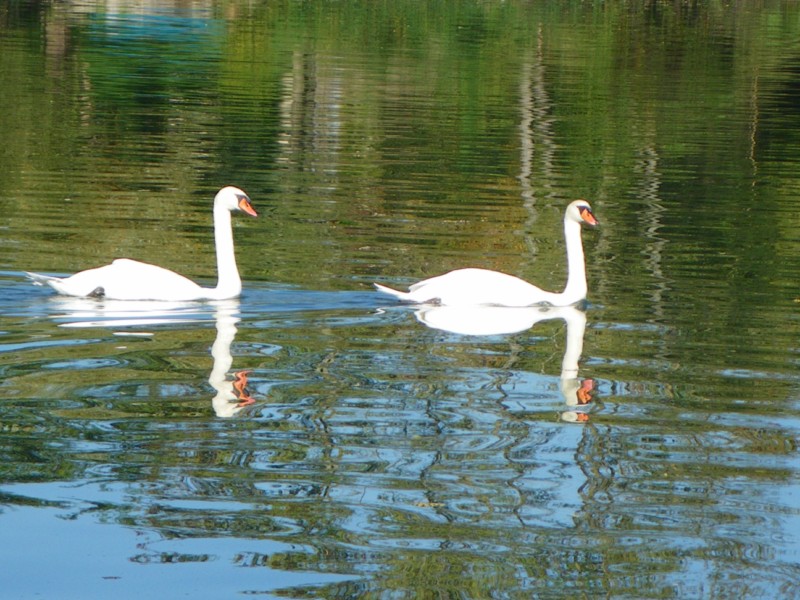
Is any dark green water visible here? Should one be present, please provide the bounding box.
[1,2,799,598]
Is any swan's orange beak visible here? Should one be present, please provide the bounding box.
[238,197,258,217]
[579,206,598,226]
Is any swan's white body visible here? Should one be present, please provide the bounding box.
[374,200,597,307]
[27,186,257,301]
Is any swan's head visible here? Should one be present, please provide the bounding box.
[215,186,258,217]
[566,200,598,227]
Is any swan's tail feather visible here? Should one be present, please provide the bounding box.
[26,271,60,286]
[374,282,410,301]
[26,271,73,296]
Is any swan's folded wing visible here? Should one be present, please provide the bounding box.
[405,268,547,306]
[27,261,204,300]
[98,259,203,300]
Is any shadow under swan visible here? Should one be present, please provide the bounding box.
[48,296,254,418]
[413,304,595,421]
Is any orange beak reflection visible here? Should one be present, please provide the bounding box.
[577,378,595,405]
[232,370,255,407]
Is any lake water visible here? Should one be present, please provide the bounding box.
[1,2,799,598]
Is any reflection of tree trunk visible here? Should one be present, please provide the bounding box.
[635,132,668,323]
[518,25,557,258]
[749,66,759,178]
[44,3,69,78]
[278,50,342,178]
[278,51,309,165]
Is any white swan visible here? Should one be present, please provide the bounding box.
[374,199,597,307]
[26,186,257,301]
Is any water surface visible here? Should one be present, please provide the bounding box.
[1,2,799,598]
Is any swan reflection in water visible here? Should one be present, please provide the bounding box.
[50,297,253,418]
[207,301,254,417]
[413,303,595,421]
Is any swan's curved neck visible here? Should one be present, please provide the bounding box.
[558,218,587,305]
[210,206,241,299]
